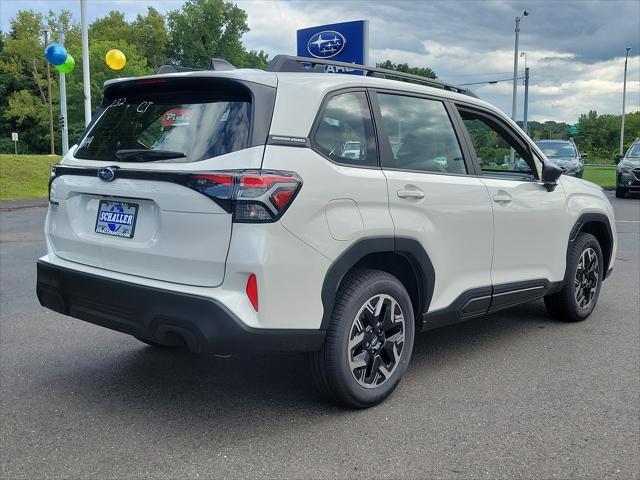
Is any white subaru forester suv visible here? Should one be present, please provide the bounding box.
[37,56,616,408]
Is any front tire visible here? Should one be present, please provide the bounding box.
[544,233,603,322]
[616,186,627,198]
[309,269,415,408]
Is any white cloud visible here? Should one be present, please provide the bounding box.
[3,0,638,123]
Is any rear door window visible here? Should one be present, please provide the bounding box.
[376,93,467,174]
[312,91,378,167]
[75,82,252,163]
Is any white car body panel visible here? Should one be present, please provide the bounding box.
[262,145,394,261]
[383,170,494,311]
[479,178,570,285]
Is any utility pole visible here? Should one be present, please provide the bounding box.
[42,25,55,155]
[523,67,530,135]
[58,19,69,154]
[619,47,631,155]
[81,0,91,126]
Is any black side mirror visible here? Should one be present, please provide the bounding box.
[542,161,562,192]
[615,153,623,164]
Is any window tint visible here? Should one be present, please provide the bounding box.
[460,109,535,178]
[377,94,466,174]
[313,92,377,167]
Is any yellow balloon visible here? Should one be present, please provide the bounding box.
[105,49,126,71]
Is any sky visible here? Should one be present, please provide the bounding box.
[1,0,639,123]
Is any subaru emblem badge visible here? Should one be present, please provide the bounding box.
[97,167,116,182]
[307,30,347,59]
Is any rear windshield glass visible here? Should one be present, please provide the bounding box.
[75,85,252,163]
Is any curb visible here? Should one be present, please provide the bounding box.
[0,198,48,211]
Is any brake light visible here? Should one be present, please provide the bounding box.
[135,78,168,85]
[186,171,301,223]
[246,274,258,311]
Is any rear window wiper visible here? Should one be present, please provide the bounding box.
[115,149,187,162]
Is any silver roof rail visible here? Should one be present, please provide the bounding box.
[266,55,476,97]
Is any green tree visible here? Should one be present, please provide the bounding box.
[131,8,169,69]
[0,10,58,153]
[376,60,437,79]
[241,49,269,69]
[90,8,168,70]
[89,11,134,44]
[167,0,252,68]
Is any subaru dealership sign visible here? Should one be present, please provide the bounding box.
[297,20,369,74]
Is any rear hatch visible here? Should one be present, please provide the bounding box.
[47,73,276,287]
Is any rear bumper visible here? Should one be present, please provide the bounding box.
[36,261,325,354]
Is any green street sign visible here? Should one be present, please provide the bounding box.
[570,123,580,135]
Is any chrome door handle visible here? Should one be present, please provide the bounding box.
[492,193,512,204]
[397,189,425,199]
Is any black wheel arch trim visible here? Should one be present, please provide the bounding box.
[320,237,435,330]
[569,212,614,277]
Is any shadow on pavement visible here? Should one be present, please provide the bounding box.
[44,300,558,422]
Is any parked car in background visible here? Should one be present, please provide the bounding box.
[535,139,585,178]
[342,140,361,160]
[616,139,640,198]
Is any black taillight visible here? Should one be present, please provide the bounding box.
[186,171,301,223]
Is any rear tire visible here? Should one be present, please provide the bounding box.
[544,233,603,322]
[309,269,415,408]
[615,186,627,198]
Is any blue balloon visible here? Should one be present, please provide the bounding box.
[44,43,68,66]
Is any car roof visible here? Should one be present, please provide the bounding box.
[104,68,517,139]
[270,71,502,137]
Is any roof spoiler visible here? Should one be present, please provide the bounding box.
[156,58,236,75]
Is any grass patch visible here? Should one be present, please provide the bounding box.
[582,166,616,188]
[0,154,60,201]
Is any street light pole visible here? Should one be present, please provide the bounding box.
[42,25,55,155]
[511,10,529,122]
[520,51,530,135]
[523,67,530,135]
[619,47,631,155]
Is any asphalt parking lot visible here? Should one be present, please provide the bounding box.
[1,192,638,479]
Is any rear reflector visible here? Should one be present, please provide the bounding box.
[246,274,258,311]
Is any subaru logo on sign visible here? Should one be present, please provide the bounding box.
[97,167,115,182]
[307,30,346,58]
